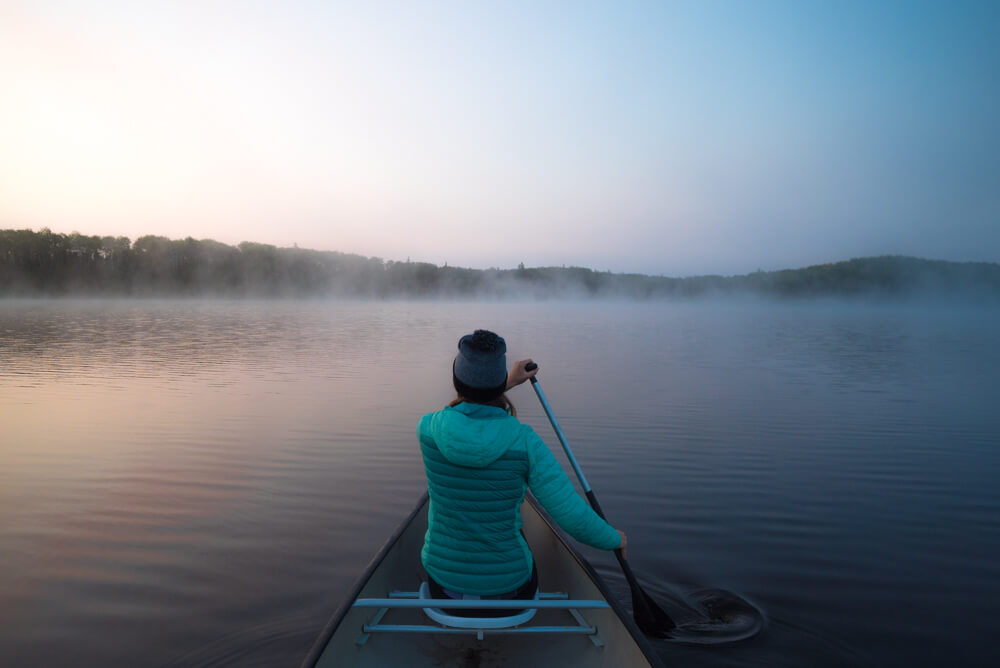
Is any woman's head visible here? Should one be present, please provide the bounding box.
[453,329,508,403]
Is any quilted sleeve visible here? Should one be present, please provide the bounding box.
[524,426,622,550]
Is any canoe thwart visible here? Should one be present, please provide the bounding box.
[355,607,388,646]
[354,590,610,645]
[388,590,570,600]
[362,624,598,636]
[352,598,610,609]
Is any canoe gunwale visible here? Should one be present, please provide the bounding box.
[299,491,665,668]
[523,493,666,668]
[299,492,430,668]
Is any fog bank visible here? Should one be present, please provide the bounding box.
[2,229,998,300]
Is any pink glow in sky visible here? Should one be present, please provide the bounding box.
[2,1,997,276]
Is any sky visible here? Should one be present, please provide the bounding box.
[1,0,998,276]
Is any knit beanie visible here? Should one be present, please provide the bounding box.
[453,330,508,402]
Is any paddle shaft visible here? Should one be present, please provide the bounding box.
[526,369,675,633]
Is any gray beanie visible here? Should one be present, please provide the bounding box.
[453,330,508,401]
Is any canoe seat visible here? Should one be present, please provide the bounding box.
[352,592,610,645]
[417,581,538,628]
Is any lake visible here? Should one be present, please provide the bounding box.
[1,299,998,667]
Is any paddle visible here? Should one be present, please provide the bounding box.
[524,362,676,637]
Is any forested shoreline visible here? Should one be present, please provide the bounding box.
[1,228,998,299]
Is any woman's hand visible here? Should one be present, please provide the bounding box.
[617,530,628,558]
[506,359,538,390]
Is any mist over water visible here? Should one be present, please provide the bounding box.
[1,299,998,667]
[3,229,999,300]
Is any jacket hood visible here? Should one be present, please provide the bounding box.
[426,403,519,468]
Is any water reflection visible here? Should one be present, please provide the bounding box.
[1,299,998,667]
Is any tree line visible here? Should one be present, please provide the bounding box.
[1,228,997,299]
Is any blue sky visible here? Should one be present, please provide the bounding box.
[1,0,997,275]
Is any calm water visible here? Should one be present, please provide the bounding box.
[1,299,998,667]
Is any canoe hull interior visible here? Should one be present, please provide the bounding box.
[305,494,663,668]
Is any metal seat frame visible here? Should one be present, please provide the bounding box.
[352,589,610,645]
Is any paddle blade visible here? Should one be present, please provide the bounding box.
[632,586,676,637]
[615,549,676,636]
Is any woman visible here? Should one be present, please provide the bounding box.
[418,329,626,610]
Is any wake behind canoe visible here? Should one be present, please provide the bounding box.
[301,493,665,668]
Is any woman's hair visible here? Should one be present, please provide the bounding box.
[450,393,516,417]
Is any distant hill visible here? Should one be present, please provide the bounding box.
[1,228,997,299]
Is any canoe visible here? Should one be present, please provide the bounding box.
[300,492,666,668]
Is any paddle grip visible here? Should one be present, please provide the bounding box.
[524,361,538,383]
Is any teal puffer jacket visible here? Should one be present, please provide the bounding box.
[419,402,621,595]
